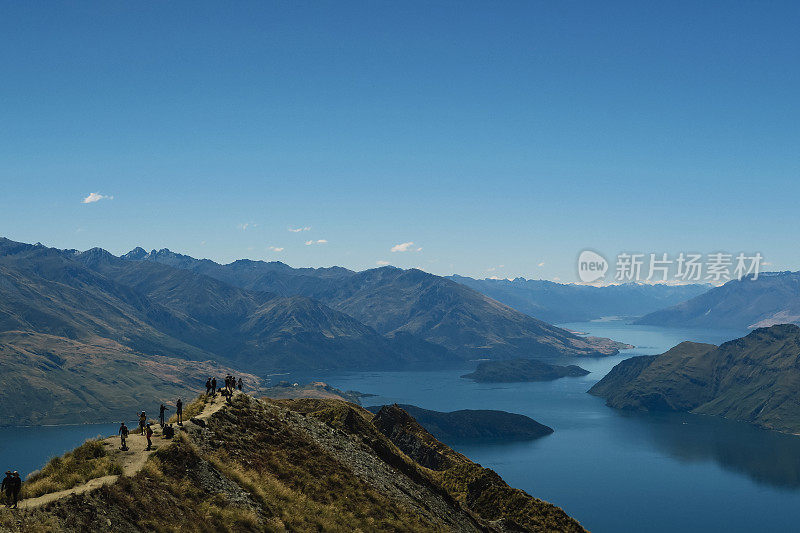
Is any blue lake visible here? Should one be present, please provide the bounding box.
[308,321,800,533]
[0,423,119,478]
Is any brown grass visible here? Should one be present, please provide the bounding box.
[21,439,123,499]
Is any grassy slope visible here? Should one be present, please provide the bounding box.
[0,331,260,425]
[1,395,586,532]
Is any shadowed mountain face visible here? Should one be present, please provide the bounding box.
[635,271,800,330]
[589,324,800,433]
[0,238,452,373]
[461,358,590,383]
[366,403,554,442]
[129,247,623,359]
[449,275,710,323]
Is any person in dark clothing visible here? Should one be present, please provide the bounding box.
[159,404,170,427]
[211,378,217,396]
[163,424,175,439]
[119,422,129,450]
[1,471,11,507]
[138,411,147,435]
[237,377,243,391]
[205,378,212,395]
[176,398,183,425]
[10,472,20,508]
[145,423,153,451]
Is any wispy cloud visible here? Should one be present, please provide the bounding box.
[268,246,284,252]
[289,226,311,233]
[538,262,545,267]
[391,241,422,253]
[376,260,390,266]
[82,192,113,204]
[238,222,258,231]
[305,239,328,246]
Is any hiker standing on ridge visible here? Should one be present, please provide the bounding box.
[205,377,212,395]
[9,472,20,508]
[145,423,154,451]
[138,411,147,435]
[211,377,217,396]
[176,398,183,425]
[1,471,12,507]
[159,404,170,427]
[237,377,243,391]
[119,422,129,450]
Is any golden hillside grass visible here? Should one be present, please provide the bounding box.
[22,439,123,499]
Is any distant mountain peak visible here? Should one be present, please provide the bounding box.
[122,247,148,260]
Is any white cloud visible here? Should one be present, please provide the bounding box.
[391,241,421,253]
[238,222,258,231]
[82,192,113,204]
[305,239,327,246]
[289,226,311,233]
[268,246,284,252]
[538,262,545,267]
[376,260,390,266]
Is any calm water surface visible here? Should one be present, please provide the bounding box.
[0,423,119,478]
[312,321,800,533]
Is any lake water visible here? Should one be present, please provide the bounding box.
[0,423,120,478]
[309,321,800,533]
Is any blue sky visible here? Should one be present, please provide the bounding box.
[1,1,798,282]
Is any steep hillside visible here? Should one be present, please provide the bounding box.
[0,331,259,425]
[131,248,624,360]
[450,275,710,323]
[0,238,451,373]
[635,271,800,329]
[589,324,800,433]
[0,395,586,532]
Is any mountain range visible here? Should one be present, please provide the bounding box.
[449,275,709,323]
[117,245,624,360]
[589,324,800,433]
[635,271,800,330]
[0,237,624,398]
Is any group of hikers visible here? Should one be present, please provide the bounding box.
[206,374,242,403]
[118,398,183,452]
[1,376,245,511]
[1,472,21,508]
[117,374,243,452]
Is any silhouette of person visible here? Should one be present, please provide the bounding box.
[176,398,183,425]
[237,377,243,391]
[119,422,129,450]
[145,423,153,451]
[138,411,147,435]
[10,472,20,508]
[205,377,212,395]
[211,378,217,396]
[1,471,12,507]
[159,404,170,427]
